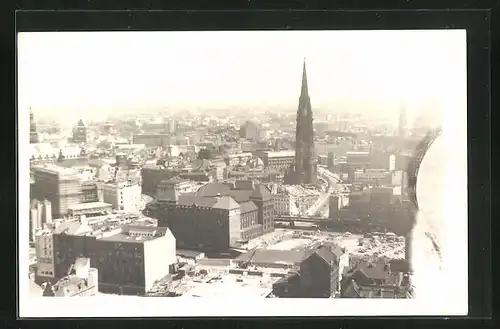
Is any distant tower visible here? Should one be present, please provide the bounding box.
[72,119,87,144]
[398,107,407,139]
[291,59,317,184]
[29,107,39,143]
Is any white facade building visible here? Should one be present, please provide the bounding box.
[102,182,141,212]
[35,229,55,280]
[273,193,293,216]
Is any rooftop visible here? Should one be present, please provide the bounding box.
[263,150,295,158]
[32,164,79,177]
[239,201,258,214]
[68,202,113,211]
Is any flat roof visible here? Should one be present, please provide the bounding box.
[32,164,79,177]
[68,202,112,211]
[179,275,274,298]
[263,150,295,158]
[99,233,155,243]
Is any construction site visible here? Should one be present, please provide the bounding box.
[146,228,406,298]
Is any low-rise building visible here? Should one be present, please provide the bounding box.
[50,258,98,297]
[340,260,410,298]
[67,202,113,217]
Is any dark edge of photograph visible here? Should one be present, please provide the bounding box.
[6,2,494,329]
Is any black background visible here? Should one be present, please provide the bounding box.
[2,1,496,328]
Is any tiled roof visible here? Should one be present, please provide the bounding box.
[212,196,240,210]
[251,184,273,200]
[196,183,231,197]
[239,201,258,213]
[177,195,218,208]
[228,190,253,202]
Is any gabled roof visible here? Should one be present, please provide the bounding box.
[342,280,362,298]
[354,262,390,281]
[228,190,253,202]
[251,184,273,200]
[177,195,218,208]
[310,245,338,265]
[239,200,258,213]
[196,183,231,197]
[212,196,240,210]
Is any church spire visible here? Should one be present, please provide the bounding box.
[301,58,309,97]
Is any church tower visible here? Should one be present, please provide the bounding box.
[293,59,317,184]
[29,107,39,144]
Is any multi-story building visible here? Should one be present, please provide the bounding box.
[299,244,347,298]
[31,165,81,218]
[167,119,177,134]
[50,258,99,297]
[35,228,56,281]
[260,150,296,171]
[133,133,170,147]
[273,193,293,216]
[346,151,371,168]
[140,165,179,197]
[353,169,390,185]
[224,152,253,167]
[67,202,113,217]
[250,185,275,233]
[45,219,177,295]
[239,201,261,240]
[239,120,260,141]
[151,181,275,240]
[156,177,193,203]
[80,180,102,203]
[150,195,242,252]
[102,181,141,212]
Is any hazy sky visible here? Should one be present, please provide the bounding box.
[17,30,466,123]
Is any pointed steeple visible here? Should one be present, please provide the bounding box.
[301,58,309,97]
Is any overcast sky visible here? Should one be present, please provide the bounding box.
[17,30,466,123]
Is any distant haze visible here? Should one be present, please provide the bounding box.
[18,30,465,124]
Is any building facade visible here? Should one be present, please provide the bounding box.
[102,181,141,212]
[273,193,293,216]
[150,195,242,252]
[261,151,296,171]
[140,165,179,197]
[80,180,102,203]
[50,258,99,297]
[32,165,81,218]
[299,245,342,298]
[47,221,176,295]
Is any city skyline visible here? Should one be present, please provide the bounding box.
[18,30,465,123]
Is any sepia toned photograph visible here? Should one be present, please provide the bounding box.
[18,30,468,317]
